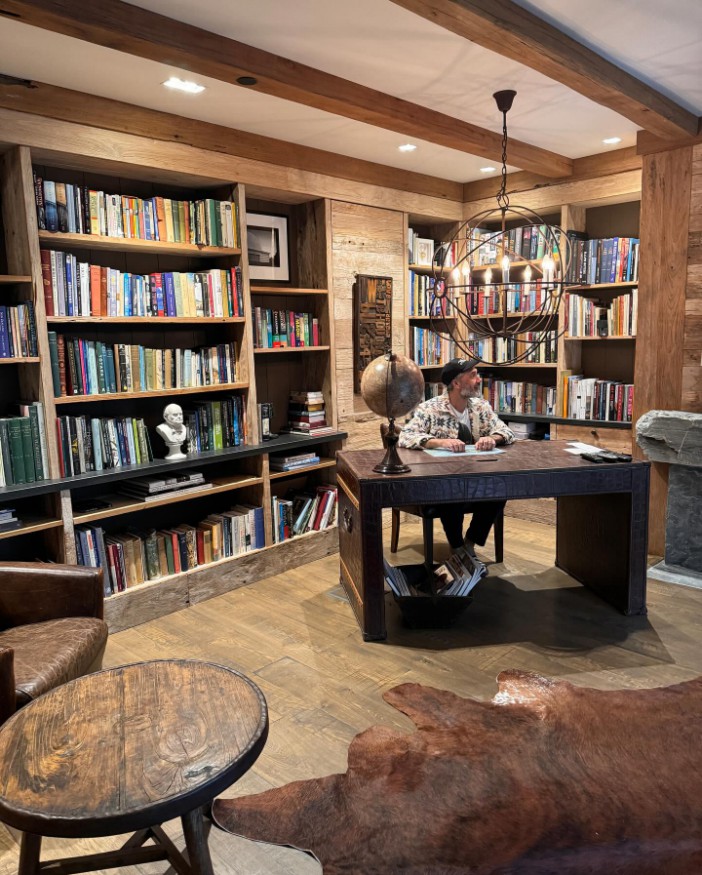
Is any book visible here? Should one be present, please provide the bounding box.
[119,482,213,503]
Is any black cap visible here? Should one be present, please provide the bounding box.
[441,357,480,385]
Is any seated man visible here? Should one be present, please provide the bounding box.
[399,357,515,556]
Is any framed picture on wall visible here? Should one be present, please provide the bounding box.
[247,213,290,281]
[413,237,434,266]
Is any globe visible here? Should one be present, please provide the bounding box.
[360,353,424,474]
[360,353,425,420]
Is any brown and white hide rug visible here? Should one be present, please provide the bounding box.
[212,670,702,874]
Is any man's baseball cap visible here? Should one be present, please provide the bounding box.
[441,357,480,385]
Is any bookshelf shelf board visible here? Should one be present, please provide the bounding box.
[54,382,249,404]
[0,518,63,541]
[47,316,246,325]
[254,346,330,354]
[408,264,454,275]
[497,412,632,429]
[38,231,241,259]
[0,275,32,284]
[468,312,559,321]
[569,281,638,292]
[409,315,456,321]
[250,286,328,296]
[472,259,549,272]
[74,474,264,524]
[0,431,347,501]
[478,362,558,368]
[564,335,636,341]
[417,363,446,370]
[0,357,40,364]
[269,458,336,480]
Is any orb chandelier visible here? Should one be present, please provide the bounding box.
[429,90,575,366]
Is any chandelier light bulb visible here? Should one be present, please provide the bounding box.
[542,252,555,285]
[484,268,492,288]
[501,253,510,284]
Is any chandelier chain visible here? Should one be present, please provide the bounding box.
[496,110,510,211]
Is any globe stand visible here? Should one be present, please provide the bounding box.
[373,417,410,475]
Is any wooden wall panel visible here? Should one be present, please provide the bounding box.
[633,146,694,554]
[330,201,406,449]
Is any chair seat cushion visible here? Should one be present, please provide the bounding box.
[0,617,108,708]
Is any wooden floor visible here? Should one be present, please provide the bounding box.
[2,516,702,875]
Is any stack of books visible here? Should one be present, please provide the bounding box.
[269,451,320,472]
[118,471,213,502]
[0,508,20,533]
[281,391,336,437]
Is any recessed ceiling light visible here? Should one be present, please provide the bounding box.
[480,166,496,173]
[163,76,205,94]
[602,136,622,145]
[398,143,417,152]
[237,76,258,86]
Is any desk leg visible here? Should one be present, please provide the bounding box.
[556,486,648,615]
[17,833,41,875]
[181,806,214,875]
[360,492,385,641]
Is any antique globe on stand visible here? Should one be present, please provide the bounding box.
[361,352,424,474]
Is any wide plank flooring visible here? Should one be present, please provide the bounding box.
[1,517,700,875]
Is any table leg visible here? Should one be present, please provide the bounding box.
[181,806,214,875]
[18,833,41,875]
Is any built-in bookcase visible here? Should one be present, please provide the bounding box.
[0,146,344,630]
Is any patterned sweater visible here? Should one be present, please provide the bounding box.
[399,392,515,449]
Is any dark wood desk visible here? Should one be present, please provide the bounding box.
[336,441,650,641]
[0,659,268,875]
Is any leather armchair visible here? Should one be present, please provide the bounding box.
[0,563,108,724]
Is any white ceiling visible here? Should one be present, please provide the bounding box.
[0,0,700,183]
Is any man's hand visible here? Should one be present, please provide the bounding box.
[435,438,466,453]
[475,436,497,451]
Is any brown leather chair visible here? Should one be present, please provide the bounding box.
[0,563,108,725]
[390,505,504,566]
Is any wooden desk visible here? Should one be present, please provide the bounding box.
[336,441,650,641]
[0,659,268,875]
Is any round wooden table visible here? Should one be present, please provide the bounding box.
[0,659,268,875]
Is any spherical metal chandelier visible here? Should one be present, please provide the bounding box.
[428,90,574,367]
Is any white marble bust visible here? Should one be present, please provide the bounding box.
[156,403,188,461]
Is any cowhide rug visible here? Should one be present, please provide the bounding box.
[213,670,702,874]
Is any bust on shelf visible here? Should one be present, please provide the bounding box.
[156,403,188,461]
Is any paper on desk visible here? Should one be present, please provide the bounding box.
[564,441,601,454]
[423,446,505,457]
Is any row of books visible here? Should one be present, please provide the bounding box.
[184,395,247,453]
[563,375,634,422]
[47,334,240,397]
[41,250,244,318]
[56,415,153,477]
[0,404,50,486]
[500,225,556,263]
[35,173,239,248]
[383,547,487,599]
[74,503,264,594]
[0,302,38,358]
[467,330,558,363]
[565,233,640,285]
[481,378,557,417]
[272,485,337,543]
[410,327,456,367]
[408,274,454,317]
[253,308,320,348]
[565,289,638,338]
[465,286,556,315]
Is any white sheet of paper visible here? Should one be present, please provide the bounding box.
[564,441,601,454]
[423,446,505,457]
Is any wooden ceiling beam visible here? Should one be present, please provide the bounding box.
[0,0,572,178]
[0,79,463,202]
[390,0,700,140]
[637,128,702,156]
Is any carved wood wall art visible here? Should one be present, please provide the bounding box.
[352,274,393,394]
[213,670,702,874]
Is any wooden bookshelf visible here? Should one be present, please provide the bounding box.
[0,357,41,364]
[254,346,330,354]
[0,147,343,630]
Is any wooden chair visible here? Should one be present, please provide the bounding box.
[0,562,108,725]
[390,505,504,566]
